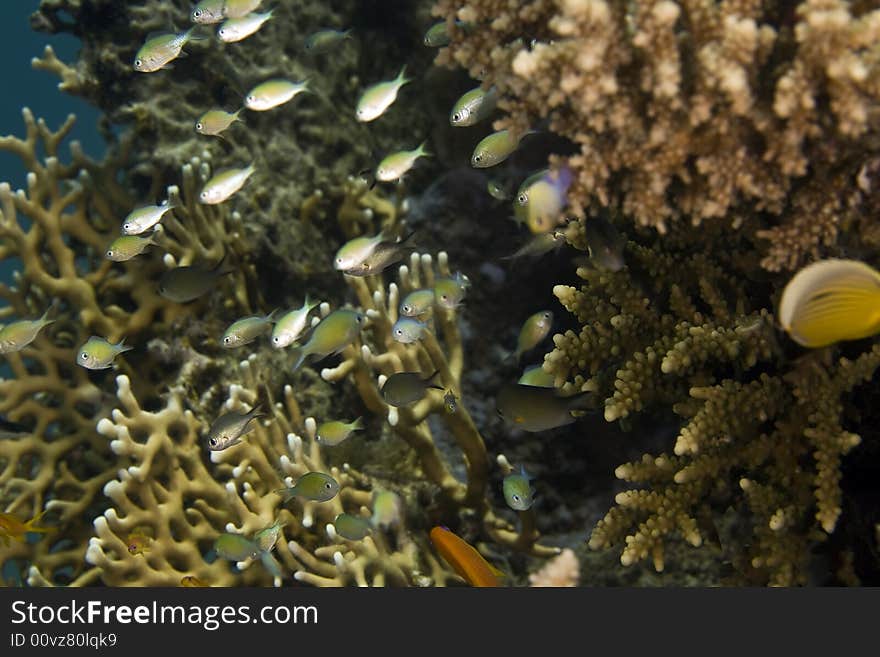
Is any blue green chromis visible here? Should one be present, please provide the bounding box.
[133,28,201,73]
[105,233,157,262]
[496,384,593,432]
[315,417,365,446]
[450,85,498,127]
[391,317,428,344]
[503,466,535,511]
[356,66,411,122]
[304,28,353,54]
[271,296,319,348]
[206,405,264,452]
[471,129,530,168]
[76,336,133,370]
[275,472,340,503]
[434,273,470,310]
[0,308,54,354]
[376,142,430,182]
[214,533,261,561]
[399,289,435,316]
[333,513,372,540]
[514,310,554,363]
[371,490,403,529]
[158,260,232,303]
[289,309,365,371]
[221,310,277,348]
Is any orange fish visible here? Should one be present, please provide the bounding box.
[180,575,209,587]
[429,526,503,587]
[0,509,52,545]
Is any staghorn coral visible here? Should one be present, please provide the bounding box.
[433,0,880,272]
[543,225,880,585]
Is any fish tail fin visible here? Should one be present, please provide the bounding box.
[117,337,135,355]
[265,308,279,323]
[352,416,365,431]
[260,551,284,579]
[343,28,354,40]
[24,509,52,534]
[213,253,236,277]
[566,391,597,413]
[398,65,411,85]
[426,369,445,390]
[273,488,295,504]
[290,347,307,372]
[418,140,431,158]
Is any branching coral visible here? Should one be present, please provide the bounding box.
[543,227,879,585]
[433,0,880,271]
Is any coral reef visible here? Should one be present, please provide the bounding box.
[434,0,880,272]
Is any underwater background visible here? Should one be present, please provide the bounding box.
[1,0,879,587]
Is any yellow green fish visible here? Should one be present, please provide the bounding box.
[218,11,273,43]
[105,233,157,262]
[0,307,55,354]
[253,519,286,552]
[434,273,470,310]
[76,336,133,370]
[333,513,372,540]
[214,532,261,561]
[199,164,256,204]
[514,310,553,363]
[206,405,264,451]
[399,289,435,316]
[471,129,530,168]
[501,231,566,261]
[304,28,353,54]
[271,296,319,348]
[371,490,403,529]
[221,310,277,348]
[275,472,340,503]
[290,309,365,371]
[133,28,200,73]
[0,509,52,545]
[518,364,555,388]
[450,85,498,127]
[779,259,880,348]
[245,79,310,111]
[341,233,418,277]
[496,384,593,432]
[316,417,365,446]
[376,142,430,182]
[356,66,411,122]
[195,108,242,137]
[121,201,174,235]
[514,166,573,233]
[391,317,428,344]
[503,466,535,511]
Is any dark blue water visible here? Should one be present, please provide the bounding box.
[0,2,104,286]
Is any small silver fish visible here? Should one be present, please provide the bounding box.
[0,307,55,354]
[253,519,286,552]
[399,289,435,316]
[450,86,498,127]
[391,317,428,344]
[245,79,309,111]
[121,201,174,235]
[381,371,443,407]
[503,466,535,511]
[105,234,157,262]
[376,142,430,182]
[315,417,365,446]
[514,310,553,363]
[434,273,470,310]
[214,533,261,561]
[206,405,264,451]
[134,28,199,73]
[356,66,411,122]
[199,164,256,204]
[304,28,353,54]
[271,296,319,348]
[217,11,273,43]
[290,309,365,371]
[471,129,530,168]
[275,472,340,503]
[76,336,133,370]
[191,0,226,24]
[341,233,417,277]
[333,513,372,540]
[221,310,277,348]
[195,108,243,137]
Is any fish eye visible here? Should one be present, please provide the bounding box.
[325,482,332,489]
[517,193,528,205]
[394,328,403,336]
[134,59,142,68]
[453,112,462,122]
[219,29,227,37]
[513,494,520,502]
[247,95,256,104]
[123,223,131,231]
[195,122,203,131]
[80,352,89,360]
[474,153,483,162]
[272,336,280,344]
[223,336,232,344]
[441,294,448,300]
[106,250,114,257]
[209,437,218,446]
[193,9,202,18]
